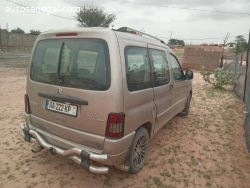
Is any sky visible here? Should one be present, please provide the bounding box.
[1,0,250,44]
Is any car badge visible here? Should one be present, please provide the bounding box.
[57,87,63,94]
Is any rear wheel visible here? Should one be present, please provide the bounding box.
[129,127,149,174]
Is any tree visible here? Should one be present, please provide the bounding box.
[231,35,248,54]
[231,35,248,65]
[75,5,116,27]
[30,29,41,35]
[231,43,245,54]
[11,27,25,34]
[235,35,246,44]
[168,38,185,46]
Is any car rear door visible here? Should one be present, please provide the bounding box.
[27,37,118,150]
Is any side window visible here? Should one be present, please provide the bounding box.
[149,49,170,87]
[125,47,152,92]
[170,54,184,81]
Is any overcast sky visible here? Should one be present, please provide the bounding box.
[1,0,250,44]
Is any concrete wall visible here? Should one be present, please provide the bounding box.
[0,29,38,48]
[182,45,223,71]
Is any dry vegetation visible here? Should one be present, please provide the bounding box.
[0,51,250,188]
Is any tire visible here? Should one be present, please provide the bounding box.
[180,94,191,116]
[129,127,149,174]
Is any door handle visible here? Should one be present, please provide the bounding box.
[170,84,173,91]
[152,108,155,116]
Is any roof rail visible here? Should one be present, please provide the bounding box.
[114,27,167,45]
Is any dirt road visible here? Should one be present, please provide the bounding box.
[0,51,250,188]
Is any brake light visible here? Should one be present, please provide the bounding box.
[24,94,31,114]
[105,113,125,139]
[55,33,78,37]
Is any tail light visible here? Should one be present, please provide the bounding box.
[105,113,125,139]
[24,94,31,114]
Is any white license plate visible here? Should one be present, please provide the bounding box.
[45,100,77,116]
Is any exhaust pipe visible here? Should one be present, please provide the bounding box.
[31,145,44,153]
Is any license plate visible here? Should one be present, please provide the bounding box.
[45,100,77,116]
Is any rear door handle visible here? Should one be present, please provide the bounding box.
[170,84,173,91]
[152,107,155,116]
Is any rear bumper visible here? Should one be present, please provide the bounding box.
[21,123,109,174]
[20,123,134,173]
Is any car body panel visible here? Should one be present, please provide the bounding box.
[27,29,123,150]
[147,44,175,134]
[114,31,156,137]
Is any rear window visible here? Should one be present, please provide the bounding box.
[30,39,110,91]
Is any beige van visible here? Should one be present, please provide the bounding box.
[20,27,193,174]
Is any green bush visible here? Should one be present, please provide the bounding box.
[200,65,236,89]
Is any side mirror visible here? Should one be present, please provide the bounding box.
[185,70,193,80]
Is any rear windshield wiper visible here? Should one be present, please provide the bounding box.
[57,42,65,83]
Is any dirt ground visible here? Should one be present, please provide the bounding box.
[1,51,250,188]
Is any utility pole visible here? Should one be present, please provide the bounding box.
[219,32,230,68]
[243,30,250,106]
[169,31,173,40]
[140,27,145,32]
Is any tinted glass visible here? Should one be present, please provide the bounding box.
[77,51,98,73]
[125,47,152,92]
[149,49,170,87]
[170,54,184,81]
[30,39,110,91]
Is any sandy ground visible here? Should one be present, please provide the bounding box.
[0,51,250,188]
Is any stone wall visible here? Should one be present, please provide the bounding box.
[182,45,223,71]
[0,29,38,48]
